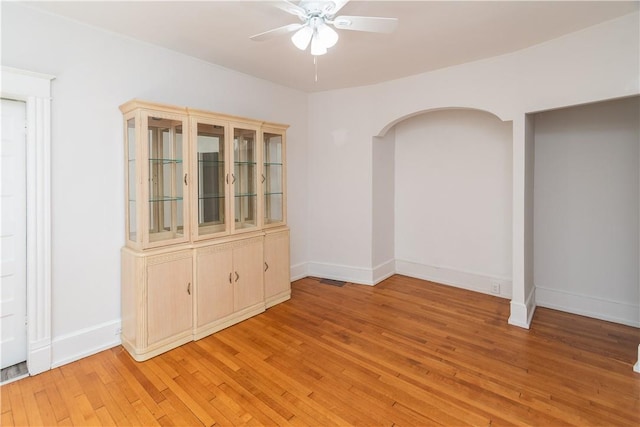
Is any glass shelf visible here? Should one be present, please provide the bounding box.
[198,194,225,200]
[235,193,257,198]
[149,158,183,164]
[234,161,256,166]
[265,192,283,196]
[148,197,184,202]
[264,162,283,166]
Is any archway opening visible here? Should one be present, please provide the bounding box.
[372,107,514,299]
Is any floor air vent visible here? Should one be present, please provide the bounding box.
[318,278,346,287]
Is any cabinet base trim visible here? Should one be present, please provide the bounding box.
[121,331,193,362]
[123,299,269,361]
[266,290,291,308]
[194,303,265,341]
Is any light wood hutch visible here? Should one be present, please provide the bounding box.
[120,100,290,361]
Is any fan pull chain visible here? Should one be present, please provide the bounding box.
[314,56,318,82]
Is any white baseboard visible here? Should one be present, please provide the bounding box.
[508,286,536,329]
[634,344,640,374]
[372,259,396,284]
[290,259,395,286]
[535,286,640,328]
[306,261,376,286]
[395,259,512,298]
[290,262,308,282]
[51,319,122,368]
[301,259,513,295]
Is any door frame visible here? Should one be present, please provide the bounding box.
[2,66,54,375]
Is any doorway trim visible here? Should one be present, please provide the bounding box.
[2,66,54,375]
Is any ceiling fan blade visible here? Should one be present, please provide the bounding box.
[298,0,349,16]
[271,1,308,20]
[250,23,304,41]
[325,0,350,16]
[332,16,399,33]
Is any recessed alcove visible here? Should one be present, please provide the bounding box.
[372,108,514,297]
[532,96,639,327]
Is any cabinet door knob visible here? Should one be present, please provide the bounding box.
[261,174,266,183]
[187,282,191,295]
[184,173,188,186]
[226,173,229,184]
[229,272,232,284]
[235,271,239,282]
[231,174,236,184]
[264,262,269,272]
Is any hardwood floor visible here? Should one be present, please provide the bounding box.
[2,275,639,426]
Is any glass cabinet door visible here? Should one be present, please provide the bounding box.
[194,120,227,236]
[146,114,188,245]
[263,131,285,226]
[232,126,258,231]
[125,116,138,244]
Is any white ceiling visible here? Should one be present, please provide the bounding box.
[28,1,639,93]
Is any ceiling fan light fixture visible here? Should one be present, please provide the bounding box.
[317,22,339,48]
[291,25,313,50]
[310,34,328,56]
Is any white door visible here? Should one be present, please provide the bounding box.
[1,98,27,369]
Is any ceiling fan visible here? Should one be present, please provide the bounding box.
[250,0,398,56]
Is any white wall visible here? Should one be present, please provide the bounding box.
[394,109,512,296]
[534,97,640,327]
[2,3,308,367]
[305,86,377,283]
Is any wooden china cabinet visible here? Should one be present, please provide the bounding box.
[120,100,289,361]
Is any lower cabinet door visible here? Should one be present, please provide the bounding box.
[196,247,234,326]
[146,254,193,345]
[264,230,290,304]
[233,238,264,311]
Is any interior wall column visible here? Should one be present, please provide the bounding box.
[508,114,536,328]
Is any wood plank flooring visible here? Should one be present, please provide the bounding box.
[2,275,639,426]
